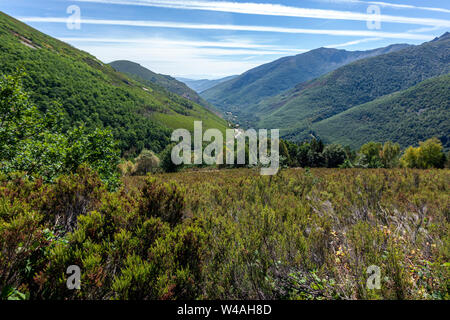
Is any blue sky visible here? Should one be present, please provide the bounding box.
[1,0,449,78]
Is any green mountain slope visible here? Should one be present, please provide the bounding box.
[109,60,219,114]
[201,44,410,115]
[256,33,449,138]
[0,12,227,155]
[177,75,238,93]
[310,74,450,149]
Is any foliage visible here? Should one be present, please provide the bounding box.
[401,138,446,169]
[1,167,449,300]
[109,60,217,113]
[311,74,450,150]
[238,34,449,150]
[132,149,160,176]
[159,143,181,173]
[323,144,347,168]
[0,72,120,188]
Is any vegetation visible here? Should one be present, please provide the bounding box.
[232,33,449,150]
[400,138,446,169]
[1,167,448,300]
[310,74,450,150]
[201,45,409,118]
[109,60,218,114]
[0,72,120,188]
[0,12,227,157]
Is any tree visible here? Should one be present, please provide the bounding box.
[0,72,120,188]
[357,142,382,168]
[400,138,446,169]
[296,142,310,167]
[417,138,446,168]
[400,146,419,168]
[307,138,325,167]
[159,143,180,173]
[380,141,401,168]
[323,144,347,168]
[133,149,160,175]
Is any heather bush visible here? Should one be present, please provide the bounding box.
[0,168,448,300]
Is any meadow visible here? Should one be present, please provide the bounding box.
[1,167,448,300]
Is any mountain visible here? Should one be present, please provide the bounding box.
[109,60,219,114]
[177,75,238,93]
[200,44,410,115]
[0,12,227,155]
[310,74,450,149]
[255,33,449,144]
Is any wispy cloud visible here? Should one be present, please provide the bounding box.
[57,37,308,53]
[325,37,382,48]
[74,0,450,27]
[317,0,450,14]
[19,17,434,40]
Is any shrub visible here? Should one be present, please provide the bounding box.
[139,177,185,227]
[132,150,160,176]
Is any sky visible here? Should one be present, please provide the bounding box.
[0,0,449,79]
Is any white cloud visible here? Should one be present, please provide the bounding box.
[325,37,382,48]
[58,37,308,53]
[19,17,434,40]
[324,0,450,13]
[74,0,450,27]
[69,42,270,77]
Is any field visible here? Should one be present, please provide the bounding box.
[1,167,448,300]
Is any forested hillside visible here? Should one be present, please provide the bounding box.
[310,74,450,149]
[109,60,218,114]
[0,12,227,156]
[201,44,409,115]
[253,33,449,146]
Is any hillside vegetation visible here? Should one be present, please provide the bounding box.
[0,12,227,156]
[201,44,409,117]
[109,60,219,114]
[254,33,449,146]
[310,74,450,149]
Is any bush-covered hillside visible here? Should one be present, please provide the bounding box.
[254,33,449,141]
[0,12,227,156]
[109,60,219,114]
[309,74,450,150]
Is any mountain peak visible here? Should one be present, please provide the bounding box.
[431,32,450,42]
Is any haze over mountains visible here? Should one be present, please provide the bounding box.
[177,76,238,93]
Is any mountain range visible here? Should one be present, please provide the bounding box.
[1,9,448,152]
[201,33,449,149]
[201,44,410,116]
